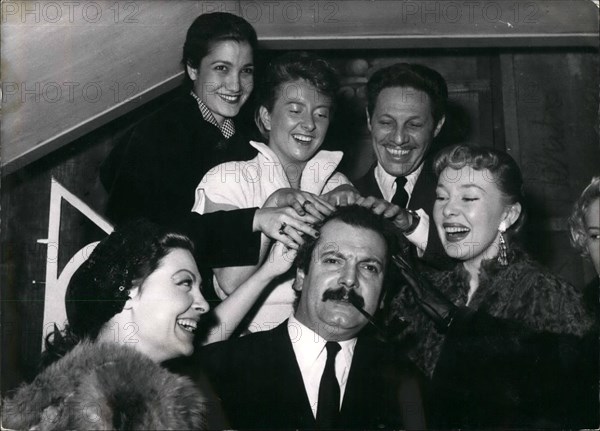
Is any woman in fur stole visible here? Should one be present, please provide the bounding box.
[388,145,597,428]
[2,219,292,429]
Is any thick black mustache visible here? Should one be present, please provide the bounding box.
[322,287,365,309]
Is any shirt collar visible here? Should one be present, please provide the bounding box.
[190,91,235,139]
[287,315,357,368]
[374,162,423,203]
[249,140,344,192]
[287,316,357,415]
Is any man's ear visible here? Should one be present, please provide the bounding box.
[122,286,140,310]
[258,106,272,132]
[293,269,305,292]
[186,64,198,81]
[433,115,446,137]
[366,107,372,132]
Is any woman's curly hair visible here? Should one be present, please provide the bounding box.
[42,220,194,368]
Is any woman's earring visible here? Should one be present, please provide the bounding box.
[498,223,508,267]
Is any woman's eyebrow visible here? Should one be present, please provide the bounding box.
[283,99,306,106]
[460,183,487,193]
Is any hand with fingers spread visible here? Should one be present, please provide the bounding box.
[356,196,417,233]
[322,184,362,207]
[263,188,335,220]
[253,206,321,249]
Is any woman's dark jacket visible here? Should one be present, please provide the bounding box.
[100,91,259,268]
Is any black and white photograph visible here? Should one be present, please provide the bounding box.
[1,1,599,429]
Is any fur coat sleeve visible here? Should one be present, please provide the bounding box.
[2,341,209,430]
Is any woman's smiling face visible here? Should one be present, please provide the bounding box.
[188,40,254,126]
[127,248,209,363]
[433,166,515,268]
[260,79,332,169]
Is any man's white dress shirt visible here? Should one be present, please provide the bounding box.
[374,162,430,252]
[287,316,357,418]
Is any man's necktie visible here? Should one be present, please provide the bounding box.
[392,176,409,208]
[315,341,341,429]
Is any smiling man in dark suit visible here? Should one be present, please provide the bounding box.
[199,205,425,430]
[354,63,448,265]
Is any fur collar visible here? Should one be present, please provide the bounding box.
[434,246,593,336]
[2,341,208,430]
[397,246,593,376]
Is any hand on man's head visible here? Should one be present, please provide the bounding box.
[356,196,415,233]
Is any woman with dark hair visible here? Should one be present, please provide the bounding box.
[1,220,294,429]
[102,12,257,226]
[388,144,596,427]
[100,13,316,268]
[193,51,360,333]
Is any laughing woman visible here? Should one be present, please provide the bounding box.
[2,221,211,429]
[192,51,358,333]
[393,145,594,374]
[388,145,596,427]
[1,220,294,429]
[390,144,594,373]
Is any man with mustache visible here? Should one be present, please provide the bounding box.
[355,63,449,266]
[198,205,425,430]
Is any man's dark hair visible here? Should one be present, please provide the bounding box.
[366,63,448,123]
[181,12,258,89]
[294,205,396,274]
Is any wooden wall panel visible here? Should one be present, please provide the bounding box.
[2,0,597,174]
[256,0,598,49]
[505,51,600,285]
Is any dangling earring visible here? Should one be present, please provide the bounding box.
[498,223,508,267]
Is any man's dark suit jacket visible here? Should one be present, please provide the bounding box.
[199,321,426,430]
[354,159,451,269]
